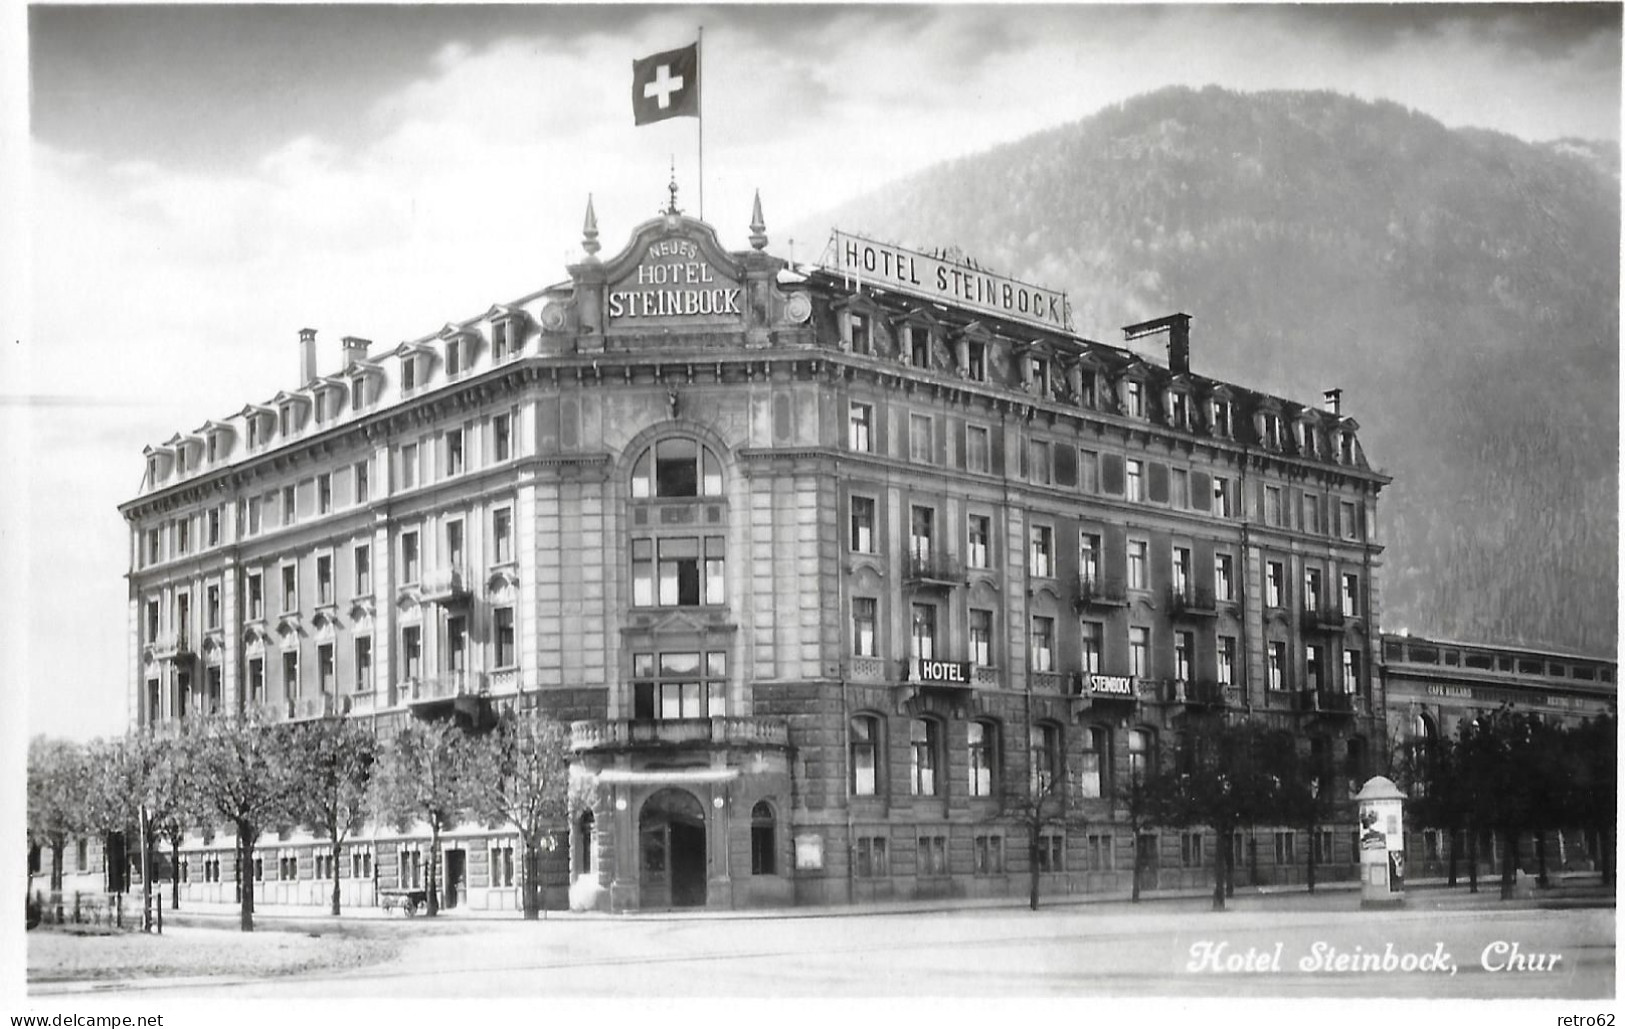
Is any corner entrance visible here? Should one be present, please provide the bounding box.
[639,788,707,908]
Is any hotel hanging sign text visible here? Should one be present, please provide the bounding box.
[608,238,743,323]
[828,230,1072,333]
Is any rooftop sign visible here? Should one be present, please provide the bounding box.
[827,230,1072,333]
[608,235,744,326]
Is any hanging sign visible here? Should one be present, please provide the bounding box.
[827,230,1071,333]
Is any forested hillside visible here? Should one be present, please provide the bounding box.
[798,87,1618,654]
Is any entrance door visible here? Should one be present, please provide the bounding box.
[443,849,465,910]
[640,788,707,909]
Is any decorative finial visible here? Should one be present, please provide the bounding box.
[749,189,768,250]
[664,156,681,216]
[581,194,601,261]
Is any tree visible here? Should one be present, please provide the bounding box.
[1156,717,1285,911]
[81,729,200,915]
[465,707,571,919]
[1273,737,1342,895]
[373,717,476,917]
[1562,711,1617,883]
[191,715,302,931]
[1454,706,1549,900]
[288,716,378,916]
[1391,723,1474,891]
[26,736,88,893]
[1111,757,1170,903]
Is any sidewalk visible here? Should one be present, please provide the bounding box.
[152,870,1612,927]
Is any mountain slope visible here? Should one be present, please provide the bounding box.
[798,86,1619,655]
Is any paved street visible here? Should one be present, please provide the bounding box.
[41,887,1614,1000]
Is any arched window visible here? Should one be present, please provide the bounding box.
[1079,726,1108,798]
[967,720,997,798]
[909,718,941,796]
[1030,722,1062,796]
[1127,728,1155,783]
[850,715,881,796]
[630,439,723,498]
[576,810,595,876]
[750,801,777,875]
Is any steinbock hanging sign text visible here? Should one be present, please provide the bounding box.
[828,230,1071,333]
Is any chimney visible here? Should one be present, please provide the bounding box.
[298,328,318,384]
[342,336,372,366]
[1323,388,1343,416]
[1121,312,1192,375]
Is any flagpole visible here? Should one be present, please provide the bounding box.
[697,26,704,220]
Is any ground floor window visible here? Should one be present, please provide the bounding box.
[974,835,1004,875]
[350,848,371,880]
[1274,831,1296,866]
[578,810,596,876]
[751,802,777,875]
[1422,829,1442,862]
[1087,834,1114,871]
[490,843,514,887]
[1036,833,1064,873]
[1315,830,1336,865]
[400,849,422,888]
[855,836,888,878]
[918,835,948,877]
[1181,832,1204,868]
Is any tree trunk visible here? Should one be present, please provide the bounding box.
[50,839,64,892]
[1535,831,1549,889]
[331,842,343,916]
[1499,828,1516,900]
[1211,830,1227,911]
[426,822,441,917]
[237,829,255,932]
[1028,831,1041,911]
[1305,821,1318,894]
[1468,829,1479,894]
[1129,828,1141,903]
[521,832,541,921]
[1447,828,1459,887]
[170,837,181,911]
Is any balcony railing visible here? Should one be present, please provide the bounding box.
[904,551,965,587]
[1171,678,1238,708]
[150,632,197,661]
[406,671,484,704]
[346,690,377,715]
[486,669,521,695]
[570,716,790,752]
[1298,689,1357,716]
[290,693,339,721]
[1074,576,1128,609]
[1168,584,1219,618]
[1300,605,1348,632]
[246,699,290,724]
[421,567,471,604]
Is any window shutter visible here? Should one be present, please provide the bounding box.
[1101,454,1125,495]
[1191,471,1212,512]
[1148,462,1170,503]
[1054,443,1077,487]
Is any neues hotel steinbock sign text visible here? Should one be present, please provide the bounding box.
[609,237,743,323]
[828,230,1071,333]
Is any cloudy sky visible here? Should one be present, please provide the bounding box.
[5,3,1620,744]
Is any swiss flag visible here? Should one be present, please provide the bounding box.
[632,43,699,125]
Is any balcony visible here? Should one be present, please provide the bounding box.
[570,716,790,752]
[904,551,965,588]
[421,567,471,604]
[1170,678,1238,709]
[486,669,521,695]
[1300,605,1348,633]
[150,632,197,662]
[290,693,340,721]
[346,690,377,715]
[246,699,290,724]
[1168,584,1219,619]
[406,671,485,704]
[1297,689,1357,717]
[1073,575,1128,610]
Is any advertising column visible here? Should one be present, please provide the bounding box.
[1353,776,1406,908]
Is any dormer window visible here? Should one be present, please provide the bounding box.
[351,375,369,411]
[908,325,931,369]
[1167,390,1189,429]
[1124,379,1145,418]
[1027,355,1050,397]
[848,311,872,355]
[446,337,464,378]
[206,433,219,463]
[1258,410,1284,450]
[1298,421,1319,459]
[174,448,188,475]
[1210,397,1233,438]
[402,355,419,394]
[966,339,986,381]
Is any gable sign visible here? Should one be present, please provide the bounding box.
[608,237,743,324]
[828,230,1071,333]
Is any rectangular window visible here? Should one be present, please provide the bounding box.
[1078,449,1099,493]
[145,598,160,640]
[1080,621,1103,674]
[908,413,934,464]
[1213,476,1233,518]
[1274,831,1296,866]
[1088,834,1114,871]
[446,519,465,570]
[493,508,513,564]
[1079,532,1101,583]
[1028,524,1054,578]
[1125,459,1144,501]
[1128,540,1149,590]
[206,585,220,630]
[969,608,993,667]
[1268,641,1288,691]
[493,321,510,362]
[909,721,939,796]
[318,473,332,515]
[1342,648,1362,694]
[850,718,878,796]
[354,637,373,692]
[908,325,931,368]
[281,564,297,612]
[446,339,462,378]
[207,507,221,547]
[849,496,875,553]
[917,835,948,875]
[1029,440,1052,485]
[354,461,370,504]
[848,312,871,354]
[176,518,190,555]
[967,514,990,569]
[316,554,333,606]
[1340,500,1360,541]
[1316,830,1336,866]
[1266,561,1285,608]
[1124,380,1144,418]
[1305,645,1324,692]
[282,485,296,525]
[401,443,418,489]
[855,836,888,877]
[1215,553,1235,601]
[1171,468,1189,509]
[402,625,422,680]
[1172,546,1192,594]
[909,602,937,677]
[401,532,420,583]
[247,496,263,536]
[282,650,299,700]
[318,643,335,694]
[247,658,265,703]
[848,403,873,453]
[354,544,372,596]
[1264,485,1283,526]
[447,615,467,672]
[973,835,1004,875]
[1036,834,1064,873]
[494,413,512,462]
[1218,636,1237,686]
[967,723,995,797]
[446,429,465,477]
[1130,626,1151,678]
[1031,616,1055,672]
[1304,567,1323,612]
[1174,630,1193,682]
[1342,573,1360,617]
[1182,832,1204,868]
[852,597,877,657]
[965,425,990,474]
[1302,493,1321,534]
[909,506,935,564]
[246,573,263,621]
[494,607,515,667]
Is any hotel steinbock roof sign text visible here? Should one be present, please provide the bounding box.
[828,230,1072,333]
